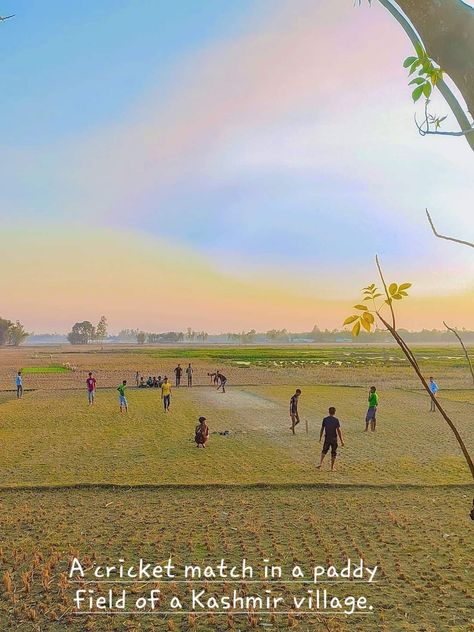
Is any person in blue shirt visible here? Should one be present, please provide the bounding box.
[15,371,23,399]
[429,377,439,412]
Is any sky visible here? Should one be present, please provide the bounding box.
[1,0,473,334]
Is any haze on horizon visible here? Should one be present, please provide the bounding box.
[1,0,473,334]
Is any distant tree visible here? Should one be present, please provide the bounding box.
[136,331,146,345]
[0,318,12,345]
[117,328,139,341]
[67,321,95,345]
[7,321,29,346]
[95,316,108,342]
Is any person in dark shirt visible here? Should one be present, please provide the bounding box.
[216,371,227,393]
[174,364,183,387]
[195,416,209,448]
[316,407,344,471]
[289,389,302,434]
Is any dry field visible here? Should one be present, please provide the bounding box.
[0,345,472,631]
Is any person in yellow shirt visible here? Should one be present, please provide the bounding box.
[161,376,172,412]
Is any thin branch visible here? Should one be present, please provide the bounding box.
[374,257,474,483]
[426,209,474,248]
[375,307,474,482]
[443,321,474,386]
[414,113,474,137]
[375,255,396,329]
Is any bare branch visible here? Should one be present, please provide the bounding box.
[443,321,474,386]
[375,255,396,329]
[371,257,474,489]
[426,209,474,248]
[414,113,474,137]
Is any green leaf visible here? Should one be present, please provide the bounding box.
[398,283,412,291]
[409,61,420,75]
[343,315,359,326]
[388,283,398,296]
[362,312,375,324]
[403,56,417,68]
[423,82,432,98]
[412,85,424,102]
[353,304,368,311]
[352,321,361,337]
[409,77,425,86]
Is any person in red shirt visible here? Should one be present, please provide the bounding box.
[86,372,97,405]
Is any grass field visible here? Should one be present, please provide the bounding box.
[21,365,70,374]
[0,346,473,630]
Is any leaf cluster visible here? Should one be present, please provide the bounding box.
[403,45,443,103]
[343,282,412,337]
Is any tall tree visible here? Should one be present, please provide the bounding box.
[95,316,108,342]
[7,321,29,346]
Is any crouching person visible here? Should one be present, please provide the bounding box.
[195,416,209,448]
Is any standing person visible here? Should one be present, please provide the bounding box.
[316,407,344,471]
[194,416,209,448]
[186,363,193,387]
[15,371,23,399]
[174,364,183,387]
[86,372,96,405]
[289,389,302,435]
[216,371,227,393]
[135,371,140,387]
[365,386,379,432]
[117,380,128,413]
[161,376,172,412]
[429,377,439,412]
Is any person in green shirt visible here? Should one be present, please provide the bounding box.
[117,380,128,413]
[365,386,378,432]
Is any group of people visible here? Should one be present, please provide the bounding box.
[14,368,442,458]
[288,379,439,471]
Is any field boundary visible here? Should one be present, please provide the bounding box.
[0,482,471,493]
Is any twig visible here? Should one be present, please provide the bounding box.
[414,113,474,137]
[426,209,474,248]
[374,257,474,483]
[443,321,474,386]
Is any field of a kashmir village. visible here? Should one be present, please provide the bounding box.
[0,344,472,631]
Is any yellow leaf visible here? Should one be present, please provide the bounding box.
[388,283,398,296]
[343,315,358,326]
[362,312,375,324]
[353,304,368,311]
[352,321,361,337]
[360,318,371,332]
[398,283,412,291]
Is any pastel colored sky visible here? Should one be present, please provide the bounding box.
[1,0,473,333]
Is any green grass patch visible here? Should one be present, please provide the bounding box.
[0,385,472,487]
[21,365,70,374]
[78,345,474,370]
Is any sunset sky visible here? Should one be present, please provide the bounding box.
[1,0,473,333]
